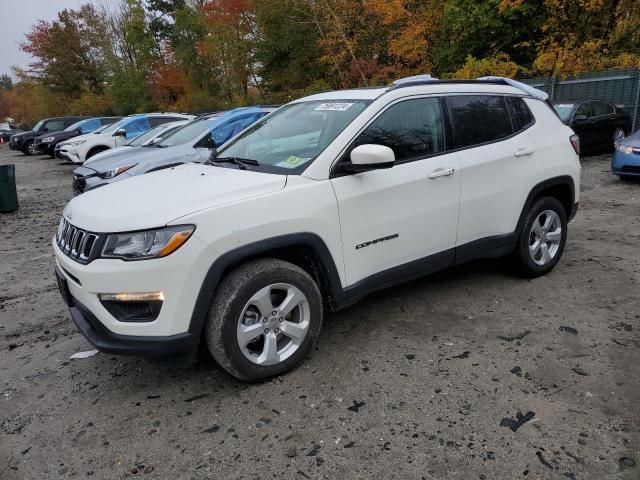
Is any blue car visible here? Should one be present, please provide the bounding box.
[612,129,640,179]
[72,106,277,195]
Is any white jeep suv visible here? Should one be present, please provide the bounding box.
[53,78,580,380]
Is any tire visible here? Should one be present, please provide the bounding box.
[22,140,36,156]
[86,146,109,160]
[613,127,626,146]
[514,197,568,278]
[205,258,323,381]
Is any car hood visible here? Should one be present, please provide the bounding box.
[83,145,184,171]
[61,131,109,145]
[11,130,36,139]
[62,162,287,232]
[619,129,640,147]
[36,129,77,141]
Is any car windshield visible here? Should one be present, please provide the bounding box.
[128,125,169,146]
[214,100,371,173]
[32,120,45,132]
[553,103,575,121]
[101,118,129,135]
[157,117,213,147]
[64,119,87,132]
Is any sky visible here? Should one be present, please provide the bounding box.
[0,0,88,79]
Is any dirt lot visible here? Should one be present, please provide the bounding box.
[0,146,638,480]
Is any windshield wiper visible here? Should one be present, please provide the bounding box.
[143,143,167,148]
[210,156,260,169]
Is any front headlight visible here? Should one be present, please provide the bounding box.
[100,165,135,179]
[42,136,55,143]
[101,225,195,260]
[69,139,86,147]
[617,144,633,155]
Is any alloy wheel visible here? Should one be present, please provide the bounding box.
[528,210,562,266]
[237,283,310,366]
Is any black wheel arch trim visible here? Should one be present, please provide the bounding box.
[515,175,576,235]
[187,233,345,339]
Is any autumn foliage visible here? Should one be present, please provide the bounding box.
[2,0,639,125]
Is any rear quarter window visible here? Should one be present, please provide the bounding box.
[507,97,534,131]
[447,95,513,149]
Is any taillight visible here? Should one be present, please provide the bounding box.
[570,134,580,155]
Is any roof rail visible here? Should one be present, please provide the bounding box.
[476,76,548,100]
[388,78,511,91]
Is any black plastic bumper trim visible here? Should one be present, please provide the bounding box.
[68,297,198,362]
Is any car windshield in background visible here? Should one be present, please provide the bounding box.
[128,126,167,146]
[553,103,575,121]
[32,120,45,131]
[214,100,371,173]
[92,124,111,134]
[65,119,87,132]
[157,118,211,147]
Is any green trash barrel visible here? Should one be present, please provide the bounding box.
[0,164,18,213]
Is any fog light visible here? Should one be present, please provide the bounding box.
[99,292,164,322]
[99,292,164,302]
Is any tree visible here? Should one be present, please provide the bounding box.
[0,75,13,91]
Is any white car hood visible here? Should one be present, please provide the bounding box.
[63,163,287,232]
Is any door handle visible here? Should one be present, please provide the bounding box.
[513,147,534,157]
[427,167,455,179]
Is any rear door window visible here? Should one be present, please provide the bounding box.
[447,95,514,149]
[507,97,534,131]
[591,101,613,117]
[352,97,445,163]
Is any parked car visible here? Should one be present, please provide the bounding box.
[54,124,111,160]
[58,113,194,164]
[612,129,640,179]
[53,77,580,380]
[553,100,632,153]
[34,117,122,157]
[10,116,88,155]
[72,107,274,195]
[0,126,22,143]
[81,119,190,162]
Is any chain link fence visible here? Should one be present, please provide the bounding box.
[521,69,640,132]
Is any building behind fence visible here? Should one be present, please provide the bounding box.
[521,69,640,132]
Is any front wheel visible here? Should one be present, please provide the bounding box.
[613,127,626,146]
[23,140,37,156]
[205,259,323,381]
[514,197,568,277]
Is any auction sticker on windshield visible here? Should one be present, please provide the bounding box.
[276,155,311,169]
[314,102,354,112]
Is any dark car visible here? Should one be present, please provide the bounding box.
[34,116,122,157]
[553,100,632,154]
[9,116,88,155]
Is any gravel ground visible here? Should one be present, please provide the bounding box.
[0,146,639,480]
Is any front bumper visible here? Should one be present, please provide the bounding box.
[59,145,82,164]
[53,233,213,361]
[612,149,640,177]
[36,141,55,155]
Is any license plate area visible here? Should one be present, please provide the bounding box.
[55,267,72,306]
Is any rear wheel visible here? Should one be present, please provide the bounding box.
[205,259,323,381]
[514,197,567,277]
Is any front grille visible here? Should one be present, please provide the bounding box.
[56,218,100,263]
[621,165,640,173]
[72,175,86,196]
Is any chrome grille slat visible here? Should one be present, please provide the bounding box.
[56,218,100,264]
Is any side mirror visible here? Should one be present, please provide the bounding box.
[349,144,395,172]
[42,127,49,133]
[573,114,588,123]
[114,128,126,137]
